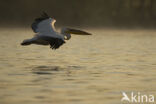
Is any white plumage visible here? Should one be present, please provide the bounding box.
[21,12,91,50]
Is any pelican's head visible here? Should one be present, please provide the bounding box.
[61,28,71,40]
[61,27,92,40]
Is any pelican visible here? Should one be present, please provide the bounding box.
[21,12,91,50]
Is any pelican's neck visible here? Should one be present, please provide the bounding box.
[61,28,71,40]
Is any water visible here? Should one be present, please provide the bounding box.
[0,28,156,104]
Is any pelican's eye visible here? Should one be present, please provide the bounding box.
[64,35,67,40]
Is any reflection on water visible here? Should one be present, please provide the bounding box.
[32,66,60,75]
[0,28,156,104]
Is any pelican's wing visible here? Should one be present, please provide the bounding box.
[31,12,56,33]
[65,28,92,35]
[39,35,65,49]
[31,12,65,49]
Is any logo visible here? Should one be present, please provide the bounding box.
[121,92,154,103]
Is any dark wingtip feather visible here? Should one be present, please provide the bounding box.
[49,39,65,50]
[34,12,49,21]
[41,11,49,18]
[31,12,50,33]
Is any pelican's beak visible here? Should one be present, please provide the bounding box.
[66,28,92,35]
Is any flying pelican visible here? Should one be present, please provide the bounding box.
[21,12,91,50]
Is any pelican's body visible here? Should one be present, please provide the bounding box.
[21,12,91,49]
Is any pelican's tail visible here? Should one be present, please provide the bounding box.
[21,39,33,45]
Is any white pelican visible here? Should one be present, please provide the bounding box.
[21,12,91,50]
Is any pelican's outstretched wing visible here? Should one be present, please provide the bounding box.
[31,12,56,33]
[21,12,65,50]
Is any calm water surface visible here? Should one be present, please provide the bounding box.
[0,28,156,104]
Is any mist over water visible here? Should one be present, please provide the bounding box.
[0,28,156,104]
